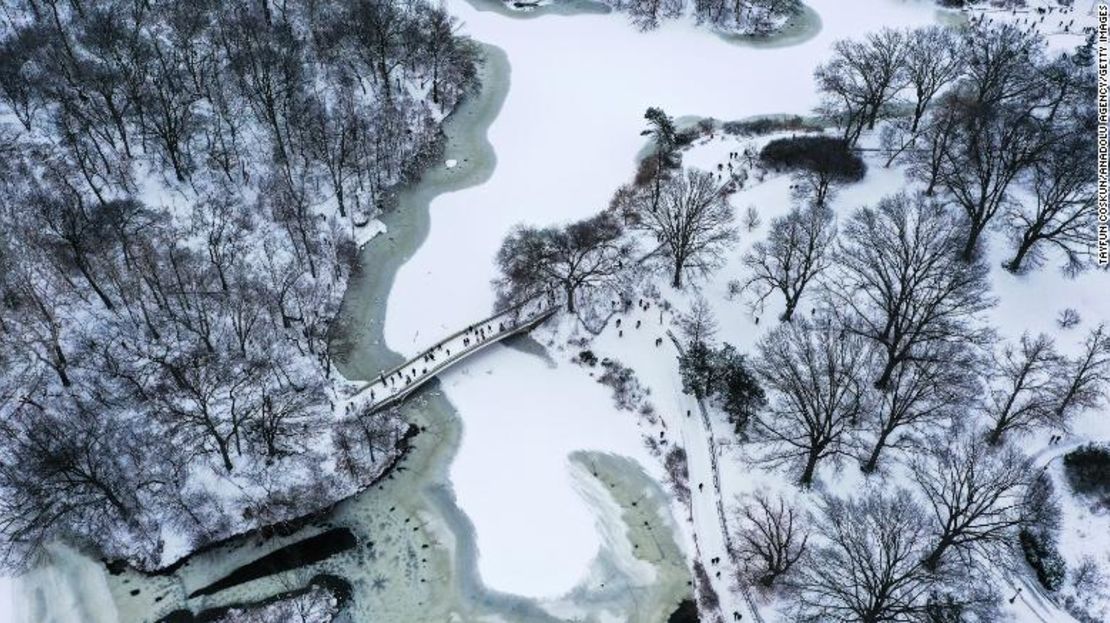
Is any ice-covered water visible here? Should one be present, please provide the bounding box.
[386,0,949,601]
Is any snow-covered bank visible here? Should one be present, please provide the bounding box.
[4,545,120,623]
[385,0,948,601]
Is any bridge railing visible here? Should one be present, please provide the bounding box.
[355,292,558,408]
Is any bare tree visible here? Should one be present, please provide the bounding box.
[5,269,76,389]
[676,295,719,399]
[0,0,480,568]
[742,203,835,322]
[332,408,405,482]
[694,0,801,34]
[348,0,410,102]
[859,342,976,473]
[752,320,868,487]
[984,333,1061,445]
[0,24,48,131]
[814,29,907,145]
[961,23,1044,110]
[678,294,719,348]
[912,434,1030,571]
[30,188,119,311]
[902,26,964,133]
[907,96,961,196]
[0,398,162,567]
[734,491,809,587]
[418,4,469,107]
[933,97,1051,261]
[493,212,634,314]
[1048,324,1110,429]
[633,168,737,288]
[823,193,994,389]
[790,489,933,623]
[1003,128,1097,275]
[615,0,685,31]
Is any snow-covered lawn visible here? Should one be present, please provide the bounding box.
[580,124,1110,621]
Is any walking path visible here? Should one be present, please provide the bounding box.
[353,294,557,412]
[664,331,765,623]
[582,297,765,622]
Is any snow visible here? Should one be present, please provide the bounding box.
[385,0,947,349]
[0,576,13,623]
[2,545,121,623]
[381,0,949,605]
[354,218,389,248]
[627,124,1110,621]
[441,335,661,596]
[582,300,760,619]
[966,0,1098,56]
[4,0,1103,619]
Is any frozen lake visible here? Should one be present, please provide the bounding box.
[386,0,949,600]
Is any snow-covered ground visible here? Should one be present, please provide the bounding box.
[574,123,1110,621]
[383,0,948,604]
[0,576,13,623]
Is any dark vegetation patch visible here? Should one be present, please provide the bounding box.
[668,598,701,623]
[1063,443,1110,506]
[760,136,866,183]
[1019,528,1066,591]
[1020,472,1065,591]
[577,349,599,366]
[722,115,822,136]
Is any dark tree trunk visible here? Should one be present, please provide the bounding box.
[862,427,892,473]
[1006,236,1036,273]
[875,355,898,390]
[798,450,820,487]
[924,537,953,571]
[781,294,799,322]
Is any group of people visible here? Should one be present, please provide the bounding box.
[614,298,667,343]
[970,4,1085,35]
[367,305,552,404]
[462,321,503,348]
[605,292,757,621]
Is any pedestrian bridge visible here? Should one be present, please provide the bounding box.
[355,295,558,413]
